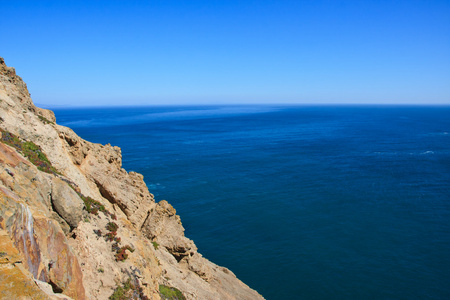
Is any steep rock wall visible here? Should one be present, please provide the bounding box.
[0,57,264,300]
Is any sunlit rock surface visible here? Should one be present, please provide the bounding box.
[0,57,264,299]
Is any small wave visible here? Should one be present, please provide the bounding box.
[420,151,434,155]
[59,120,94,127]
[147,183,165,190]
[424,132,449,136]
[434,132,449,136]
[373,151,399,156]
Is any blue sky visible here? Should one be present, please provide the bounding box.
[1,0,449,106]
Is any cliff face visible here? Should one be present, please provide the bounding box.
[0,57,264,300]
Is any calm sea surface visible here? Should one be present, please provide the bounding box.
[53,105,450,299]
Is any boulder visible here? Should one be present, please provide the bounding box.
[51,177,84,228]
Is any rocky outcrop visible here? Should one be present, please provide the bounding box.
[0,57,55,124]
[143,201,263,300]
[142,200,197,263]
[0,145,85,299]
[0,57,264,299]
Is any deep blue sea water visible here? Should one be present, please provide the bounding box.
[53,105,450,300]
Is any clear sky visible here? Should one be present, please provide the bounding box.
[1,0,449,106]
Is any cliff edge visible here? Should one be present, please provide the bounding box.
[0,57,264,300]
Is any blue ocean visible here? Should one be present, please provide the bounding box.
[53,105,450,299]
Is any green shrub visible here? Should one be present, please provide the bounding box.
[152,241,159,250]
[38,115,54,124]
[115,245,134,262]
[159,285,186,300]
[0,129,59,174]
[109,285,127,300]
[80,195,105,215]
[106,222,119,233]
[109,278,148,300]
[105,232,117,242]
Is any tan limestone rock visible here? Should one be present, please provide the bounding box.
[78,147,156,228]
[0,56,264,300]
[143,200,197,264]
[51,177,84,228]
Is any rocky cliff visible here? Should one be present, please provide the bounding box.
[0,57,264,300]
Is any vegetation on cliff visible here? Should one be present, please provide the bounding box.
[0,128,59,174]
[159,285,186,300]
[109,278,149,300]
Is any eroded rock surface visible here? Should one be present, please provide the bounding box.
[0,57,264,299]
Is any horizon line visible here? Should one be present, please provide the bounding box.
[37,102,450,110]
